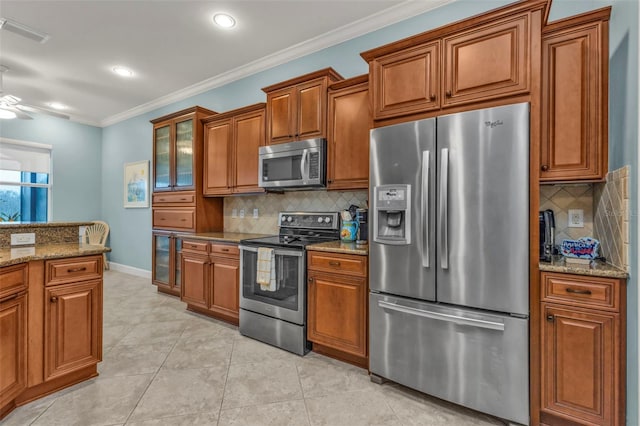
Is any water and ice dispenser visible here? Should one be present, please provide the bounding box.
[373,184,411,245]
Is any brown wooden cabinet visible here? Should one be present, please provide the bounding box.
[0,264,27,415]
[540,271,625,426]
[307,251,368,368]
[181,240,240,325]
[263,68,342,144]
[327,75,371,190]
[152,231,183,296]
[540,8,610,182]
[361,1,546,122]
[203,103,266,195]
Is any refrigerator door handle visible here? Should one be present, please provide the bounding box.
[378,300,505,331]
[421,150,430,268]
[439,148,449,269]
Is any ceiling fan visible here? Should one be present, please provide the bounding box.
[0,65,69,120]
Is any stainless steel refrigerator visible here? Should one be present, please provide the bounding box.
[369,102,530,425]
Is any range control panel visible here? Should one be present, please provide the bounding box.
[278,212,339,230]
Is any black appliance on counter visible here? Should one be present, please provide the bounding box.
[539,209,555,262]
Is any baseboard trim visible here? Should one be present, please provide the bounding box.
[108,262,152,279]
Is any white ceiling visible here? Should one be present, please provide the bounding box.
[0,1,451,127]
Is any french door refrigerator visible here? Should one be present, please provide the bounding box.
[369,102,530,425]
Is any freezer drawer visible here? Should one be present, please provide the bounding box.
[369,292,529,425]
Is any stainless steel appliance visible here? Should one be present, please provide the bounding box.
[258,138,326,189]
[239,212,339,355]
[539,209,556,262]
[369,103,530,425]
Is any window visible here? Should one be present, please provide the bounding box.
[0,138,52,222]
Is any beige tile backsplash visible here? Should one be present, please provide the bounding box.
[223,190,368,234]
[540,165,630,272]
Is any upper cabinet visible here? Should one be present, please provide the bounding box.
[361,0,547,123]
[263,68,342,144]
[540,8,611,182]
[203,103,266,196]
[327,75,372,190]
[151,106,215,192]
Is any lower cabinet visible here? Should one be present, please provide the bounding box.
[0,291,27,412]
[44,280,102,381]
[307,251,368,368]
[152,231,182,296]
[540,271,625,426]
[181,240,240,325]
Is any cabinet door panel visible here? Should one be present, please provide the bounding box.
[542,304,615,425]
[174,119,195,189]
[297,79,325,139]
[372,43,440,119]
[308,272,366,357]
[0,293,27,408]
[267,89,295,144]
[210,258,239,320]
[154,124,172,191]
[181,254,209,310]
[443,16,529,106]
[234,110,265,193]
[45,281,102,381]
[541,23,604,181]
[328,84,370,190]
[204,120,232,195]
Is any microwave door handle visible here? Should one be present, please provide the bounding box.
[300,149,309,181]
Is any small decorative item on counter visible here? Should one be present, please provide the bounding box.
[340,220,359,242]
[340,210,353,221]
[561,237,600,265]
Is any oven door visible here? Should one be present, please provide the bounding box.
[239,245,305,325]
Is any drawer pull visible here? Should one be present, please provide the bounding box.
[180,198,187,201]
[67,267,87,273]
[566,288,592,295]
[0,291,25,303]
[50,296,58,303]
[221,248,229,252]
[181,218,187,221]
[328,261,341,267]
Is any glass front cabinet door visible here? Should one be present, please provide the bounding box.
[152,231,182,296]
[152,115,196,192]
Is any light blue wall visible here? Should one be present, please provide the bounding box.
[0,115,102,221]
[1,0,637,422]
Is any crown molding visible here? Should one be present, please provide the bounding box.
[100,0,454,128]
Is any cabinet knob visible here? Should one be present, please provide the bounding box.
[445,90,452,97]
[541,165,549,172]
[50,296,58,303]
[430,94,436,101]
[308,277,314,283]
[546,314,554,322]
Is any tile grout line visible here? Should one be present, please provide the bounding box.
[216,334,237,425]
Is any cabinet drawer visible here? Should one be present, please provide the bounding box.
[45,256,102,286]
[541,272,619,312]
[152,191,196,205]
[0,263,28,299]
[211,243,239,257]
[153,208,195,231]
[181,240,209,253]
[307,251,367,277]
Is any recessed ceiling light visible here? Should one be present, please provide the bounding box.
[112,66,134,77]
[0,109,16,119]
[213,13,236,28]
[47,102,67,110]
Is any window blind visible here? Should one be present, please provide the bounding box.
[0,139,51,174]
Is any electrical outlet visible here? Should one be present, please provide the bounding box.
[239,209,245,219]
[231,208,237,218]
[253,208,259,219]
[10,233,35,246]
[568,209,584,228]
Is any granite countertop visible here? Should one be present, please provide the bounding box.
[177,232,271,243]
[307,240,368,255]
[0,221,94,228]
[0,243,111,267]
[539,256,628,279]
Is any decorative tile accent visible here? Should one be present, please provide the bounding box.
[594,165,630,271]
[540,184,594,244]
[223,191,368,234]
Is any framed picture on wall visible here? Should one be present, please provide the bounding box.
[124,160,149,208]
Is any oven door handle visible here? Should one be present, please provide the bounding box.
[239,245,304,257]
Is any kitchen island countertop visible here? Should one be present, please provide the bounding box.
[307,240,368,255]
[539,256,628,279]
[0,243,111,267]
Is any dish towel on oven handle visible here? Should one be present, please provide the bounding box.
[256,247,277,291]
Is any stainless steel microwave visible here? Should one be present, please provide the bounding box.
[258,138,326,189]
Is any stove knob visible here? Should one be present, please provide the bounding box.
[281,216,287,223]
[317,217,323,223]
[324,217,331,224]
[286,216,293,222]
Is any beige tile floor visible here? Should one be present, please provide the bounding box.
[2,270,506,426]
